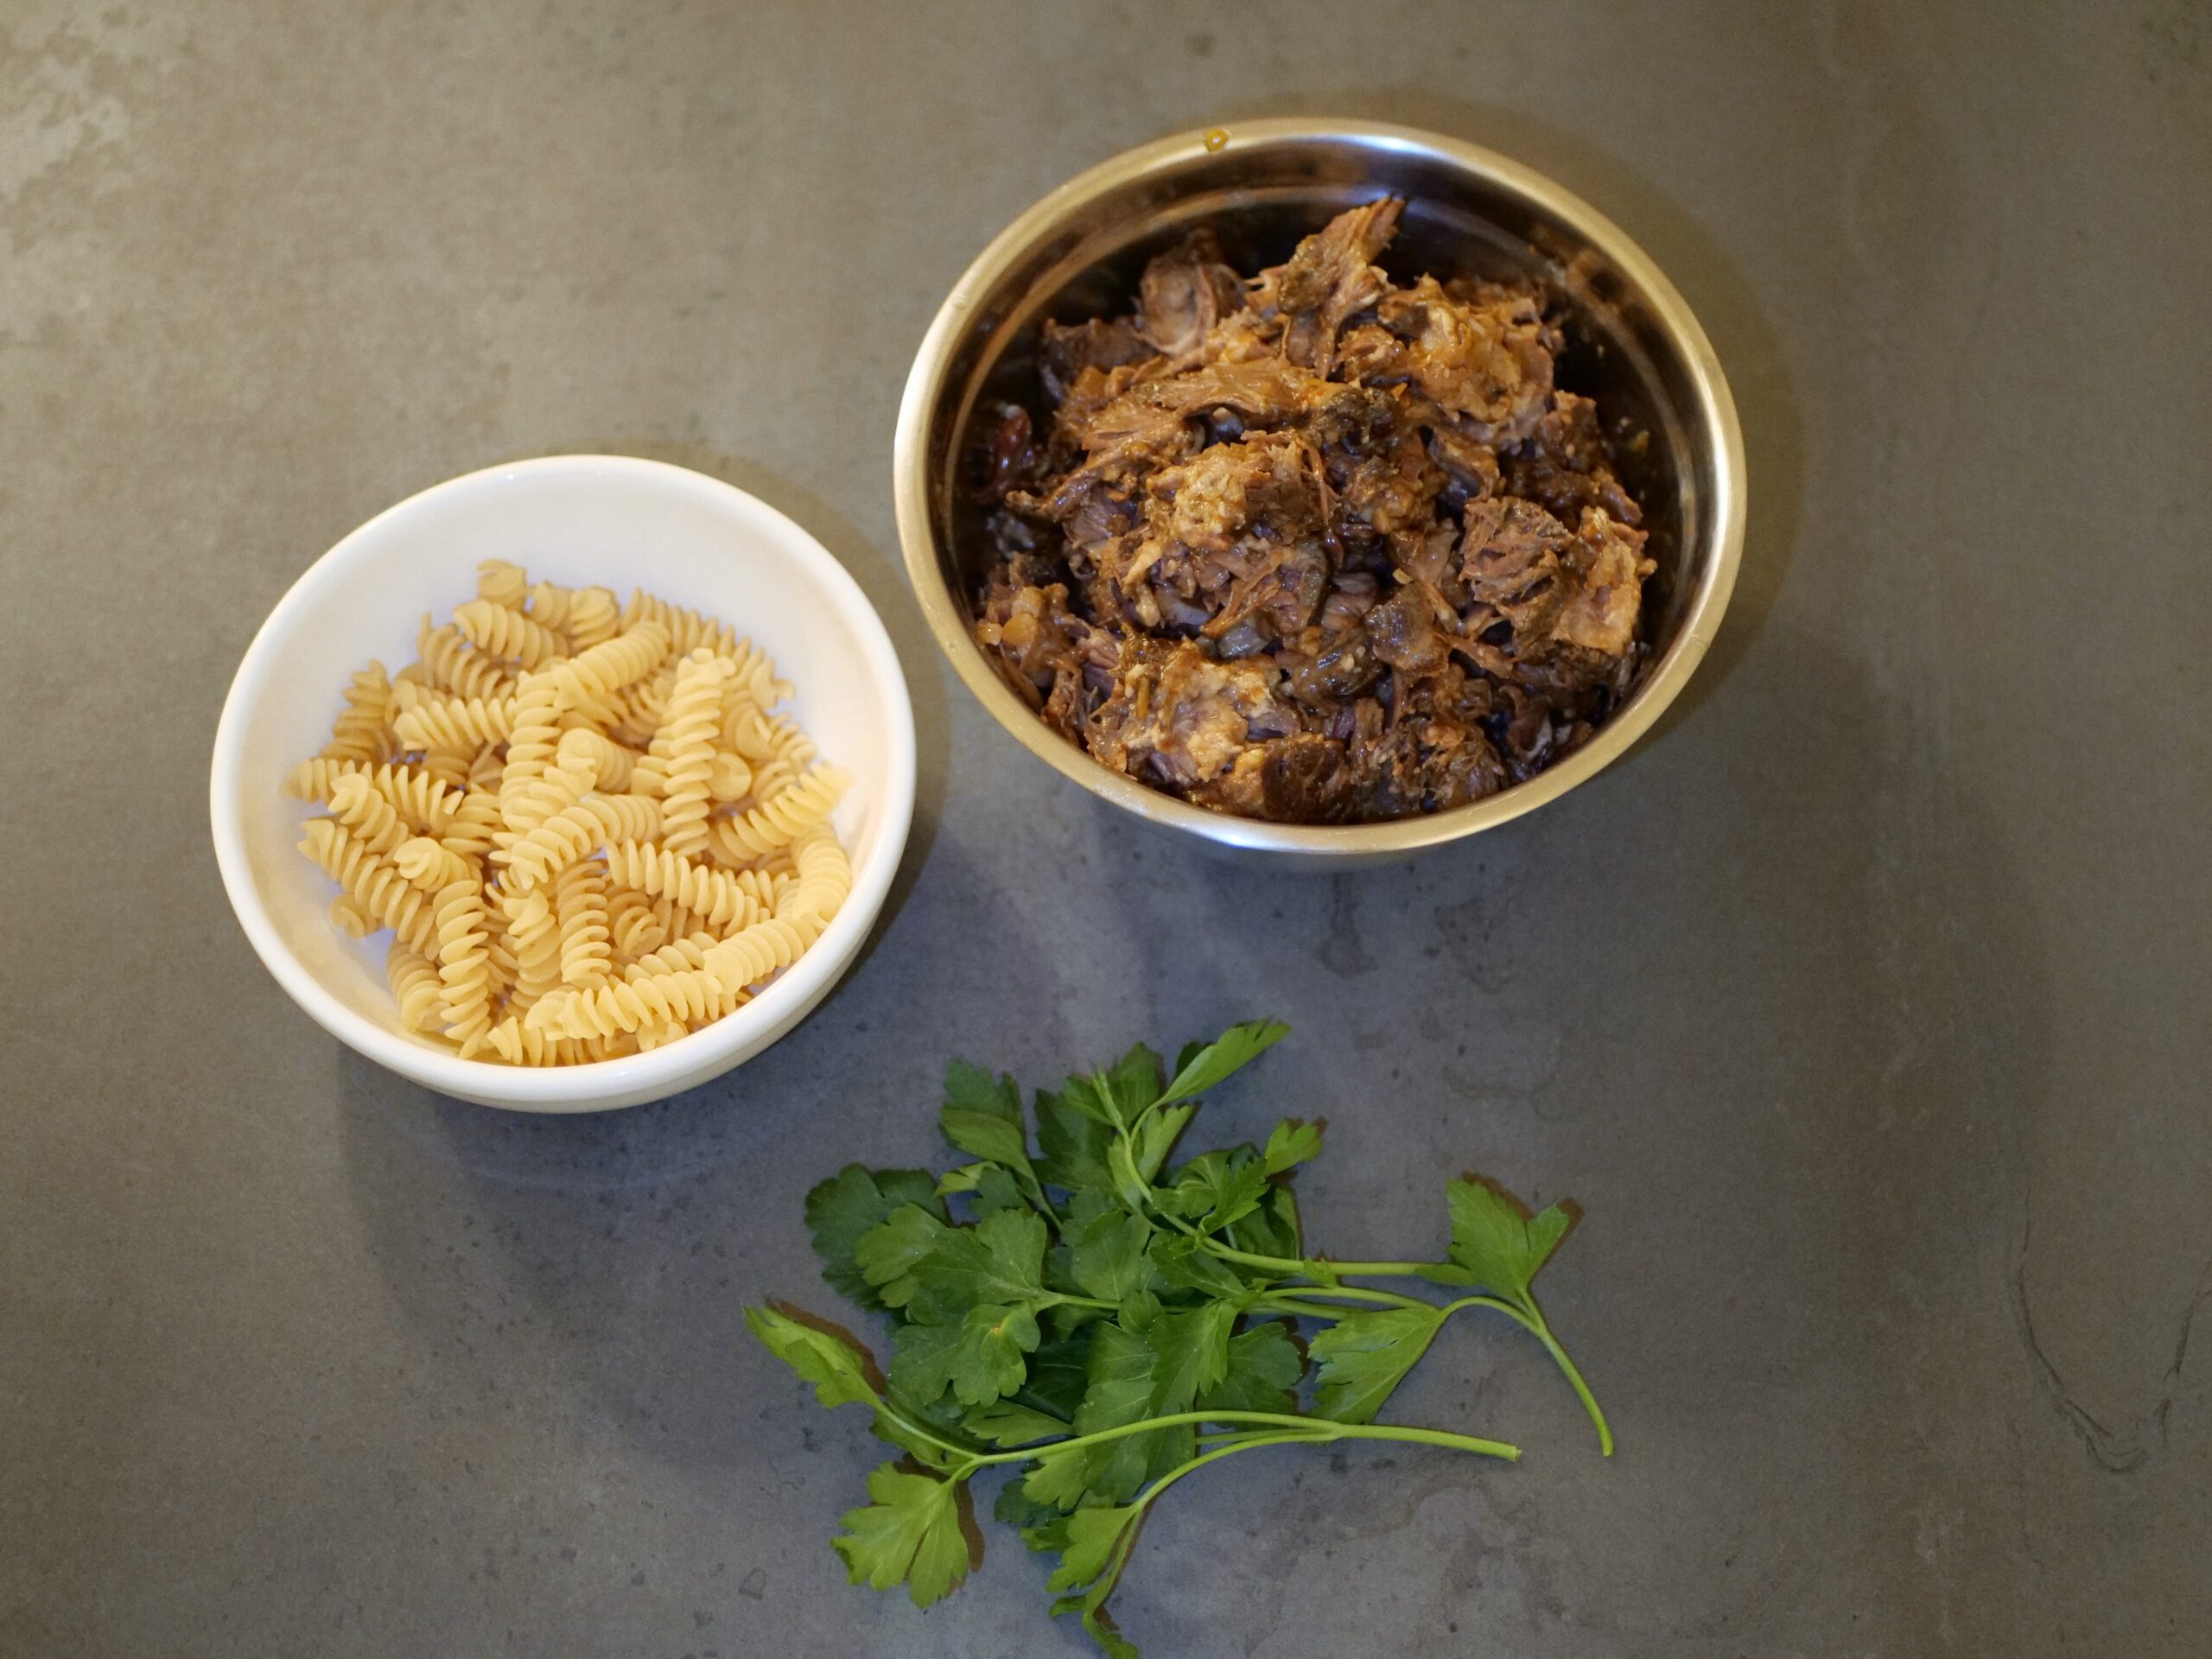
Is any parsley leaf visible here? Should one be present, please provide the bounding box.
[1196,1323,1304,1415]
[1032,1317,1196,1509]
[1155,1020,1289,1108]
[1433,1175,1574,1305]
[1068,1208,1156,1302]
[1103,1044,1167,1124]
[747,1303,880,1412]
[1161,1148,1269,1235]
[804,1166,944,1310]
[1128,1103,1194,1184]
[1015,1330,1094,1420]
[963,1400,1069,1448]
[940,1062,1038,1179]
[1148,1233,1255,1300]
[853,1203,944,1294]
[1310,1306,1451,1424]
[1262,1118,1325,1175]
[890,1301,1041,1408]
[1149,1302,1236,1403]
[1226,1184,1302,1262]
[1035,1085,1116,1192]
[994,1474,1062,1535]
[1059,1045,1165,1129]
[833,1464,975,1607]
[863,1206,1049,1325]
[748,1304,967,1471]
[939,1060,1064,1225]
[1047,1503,1141,1593]
[944,1160,1031,1217]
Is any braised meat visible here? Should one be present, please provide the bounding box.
[972,198,1656,823]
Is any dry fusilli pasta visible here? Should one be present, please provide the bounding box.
[602,839,771,933]
[656,651,728,857]
[434,880,495,1056]
[454,598,565,669]
[708,765,849,861]
[299,818,437,952]
[416,615,518,701]
[288,569,850,1064]
[499,793,663,891]
[321,661,397,766]
[392,692,517,751]
[555,857,612,988]
[387,939,446,1032]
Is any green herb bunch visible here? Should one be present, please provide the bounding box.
[749,1021,1609,1656]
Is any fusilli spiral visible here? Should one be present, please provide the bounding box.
[328,771,410,855]
[556,726,634,791]
[299,817,437,952]
[707,764,848,861]
[702,913,823,991]
[778,830,853,924]
[416,614,518,700]
[395,836,474,893]
[711,750,760,804]
[524,967,741,1039]
[500,885,563,1012]
[540,619,670,707]
[321,661,397,766]
[554,858,612,988]
[393,692,517,751]
[606,887,666,962]
[387,938,446,1032]
[434,880,495,1056]
[477,558,530,608]
[528,580,620,649]
[497,672,568,829]
[440,788,505,858]
[656,651,728,857]
[486,1016,633,1066]
[499,750,599,845]
[454,598,565,669]
[499,793,662,891]
[329,893,380,938]
[286,760,459,836]
[464,742,506,792]
[624,930,722,978]
[601,839,772,933]
[621,589,738,660]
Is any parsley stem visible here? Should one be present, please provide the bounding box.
[984,1409,1519,1465]
[1197,1238,1446,1281]
[1313,1260,1447,1276]
[873,1402,982,1465]
[1440,1295,1612,1457]
[1250,1285,1432,1313]
[1521,1306,1612,1458]
[1045,1293,1119,1313]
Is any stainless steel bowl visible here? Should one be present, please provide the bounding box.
[894,118,1745,864]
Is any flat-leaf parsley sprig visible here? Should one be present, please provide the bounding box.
[750,1020,1609,1656]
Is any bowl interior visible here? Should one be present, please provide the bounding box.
[905,124,1738,855]
[216,457,909,1104]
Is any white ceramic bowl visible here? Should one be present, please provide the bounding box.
[210,455,916,1112]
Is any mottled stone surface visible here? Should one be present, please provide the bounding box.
[3,3,2208,1655]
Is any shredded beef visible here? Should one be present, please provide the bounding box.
[970,198,1657,823]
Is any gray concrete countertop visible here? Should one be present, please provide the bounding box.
[5,3,2207,1654]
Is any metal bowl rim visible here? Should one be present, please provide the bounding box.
[893,115,1745,857]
